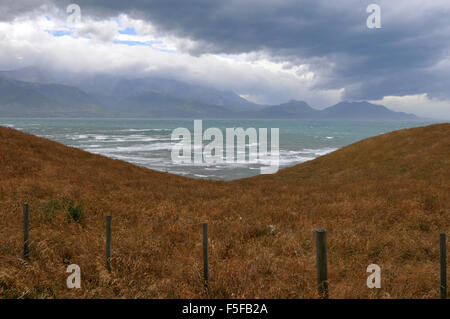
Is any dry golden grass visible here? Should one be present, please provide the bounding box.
[0,123,449,299]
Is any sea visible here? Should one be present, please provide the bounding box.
[0,118,439,180]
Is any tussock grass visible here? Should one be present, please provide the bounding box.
[0,124,449,298]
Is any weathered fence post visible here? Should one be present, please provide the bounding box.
[315,229,328,298]
[106,215,112,272]
[203,222,209,293]
[440,232,447,299]
[23,203,29,260]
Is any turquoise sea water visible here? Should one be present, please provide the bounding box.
[0,119,440,180]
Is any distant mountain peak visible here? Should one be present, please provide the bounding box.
[321,100,417,120]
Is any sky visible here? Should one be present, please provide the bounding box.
[0,0,449,118]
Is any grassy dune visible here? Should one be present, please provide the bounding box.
[0,124,449,298]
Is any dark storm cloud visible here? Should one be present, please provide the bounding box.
[0,0,50,19]
[2,0,450,100]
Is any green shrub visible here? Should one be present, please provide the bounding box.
[62,198,84,222]
[40,199,62,223]
[39,198,85,223]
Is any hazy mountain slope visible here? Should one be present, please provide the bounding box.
[116,90,232,117]
[239,100,320,118]
[0,78,56,116]
[29,82,102,108]
[0,76,233,118]
[105,77,262,112]
[0,68,262,113]
[320,101,417,120]
[0,77,107,117]
[0,66,58,83]
[0,124,448,298]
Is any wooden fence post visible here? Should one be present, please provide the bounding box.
[23,203,29,260]
[315,229,328,298]
[106,215,112,272]
[203,222,209,293]
[440,232,447,299]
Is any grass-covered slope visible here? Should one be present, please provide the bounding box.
[0,124,449,298]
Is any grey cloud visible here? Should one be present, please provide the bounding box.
[2,0,450,101]
[0,0,53,20]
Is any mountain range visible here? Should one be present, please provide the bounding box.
[0,67,419,120]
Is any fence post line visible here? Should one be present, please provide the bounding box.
[315,229,328,299]
[23,203,29,260]
[203,222,209,293]
[106,215,112,272]
[440,232,447,299]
